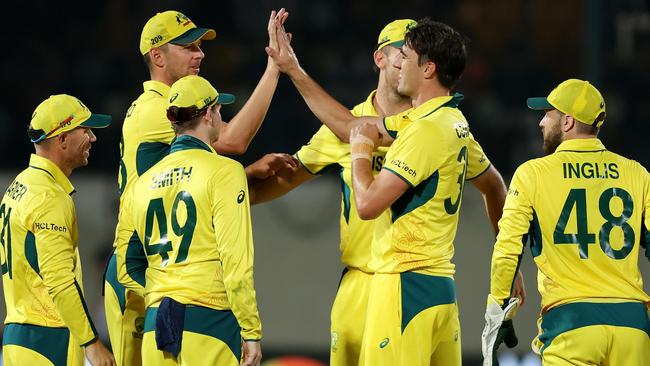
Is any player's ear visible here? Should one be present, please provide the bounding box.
[423,60,436,79]
[149,47,165,68]
[373,49,384,69]
[562,115,575,133]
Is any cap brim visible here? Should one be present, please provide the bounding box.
[217,93,235,105]
[526,97,554,110]
[80,113,112,128]
[377,39,404,50]
[171,28,216,45]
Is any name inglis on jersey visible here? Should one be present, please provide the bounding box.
[562,162,619,180]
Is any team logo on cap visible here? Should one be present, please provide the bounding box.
[176,12,192,26]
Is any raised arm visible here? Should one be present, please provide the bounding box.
[248,161,315,204]
[211,9,289,155]
[265,17,393,144]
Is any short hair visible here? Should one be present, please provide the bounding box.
[405,18,468,89]
[143,53,153,71]
[166,105,212,134]
[574,119,600,136]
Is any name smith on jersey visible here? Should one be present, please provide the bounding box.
[150,166,193,189]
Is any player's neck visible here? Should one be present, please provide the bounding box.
[149,69,175,87]
[34,150,72,177]
[411,80,450,109]
[374,85,411,117]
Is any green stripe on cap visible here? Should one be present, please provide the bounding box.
[171,28,215,45]
[80,113,112,128]
[526,97,554,110]
[217,93,235,105]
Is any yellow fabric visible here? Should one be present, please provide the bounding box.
[490,138,650,310]
[0,154,96,346]
[118,80,176,197]
[545,79,606,127]
[142,330,239,366]
[104,280,144,366]
[2,342,85,366]
[140,11,215,55]
[376,19,417,50]
[29,94,111,141]
[168,75,233,110]
[539,325,650,365]
[295,91,389,271]
[371,94,490,274]
[117,136,261,340]
[329,269,372,366]
[359,273,461,366]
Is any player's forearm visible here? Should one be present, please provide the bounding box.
[287,67,357,142]
[351,159,381,220]
[214,66,280,155]
[471,165,507,235]
[248,166,311,204]
[48,278,98,345]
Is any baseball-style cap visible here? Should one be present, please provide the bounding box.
[376,19,417,50]
[167,75,234,122]
[527,79,606,127]
[140,11,216,55]
[28,95,112,143]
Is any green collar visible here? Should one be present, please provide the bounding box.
[28,154,75,195]
[555,138,607,153]
[170,135,215,154]
[407,92,464,121]
[143,80,171,97]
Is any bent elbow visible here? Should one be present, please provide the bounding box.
[356,204,380,220]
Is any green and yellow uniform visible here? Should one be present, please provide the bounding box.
[117,135,260,365]
[490,138,650,365]
[296,90,387,366]
[1,155,98,366]
[104,80,173,366]
[360,93,491,366]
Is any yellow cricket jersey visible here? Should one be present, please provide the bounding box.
[117,135,261,340]
[370,93,491,275]
[0,154,97,346]
[491,138,650,311]
[296,91,389,272]
[118,80,175,197]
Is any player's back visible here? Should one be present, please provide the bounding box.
[130,135,247,310]
[118,81,174,197]
[519,138,650,311]
[0,159,80,326]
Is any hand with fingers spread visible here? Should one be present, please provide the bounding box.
[245,153,299,180]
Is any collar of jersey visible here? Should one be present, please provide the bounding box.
[28,154,75,195]
[361,90,379,116]
[406,92,464,121]
[555,138,606,153]
[142,80,171,97]
[169,135,215,154]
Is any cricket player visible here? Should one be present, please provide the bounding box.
[251,18,523,365]
[116,75,262,366]
[483,79,650,365]
[1,95,115,365]
[266,17,522,365]
[104,9,291,366]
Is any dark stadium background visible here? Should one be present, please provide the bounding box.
[1,1,649,365]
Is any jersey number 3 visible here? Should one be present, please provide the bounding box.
[144,191,197,265]
[553,187,634,260]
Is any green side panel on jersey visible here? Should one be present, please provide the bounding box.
[339,168,351,223]
[538,302,650,354]
[104,253,127,313]
[400,272,456,333]
[390,170,439,223]
[383,117,398,139]
[529,210,543,257]
[136,142,171,176]
[144,306,242,360]
[2,323,70,366]
[24,231,39,275]
[126,231,147,287]
[641,222,650,262]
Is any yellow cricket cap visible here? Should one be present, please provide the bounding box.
[28,94,112,143]
[527,79,606,127]
[376,19,417,50]
[167,75,234,120]
[140,11,216,55]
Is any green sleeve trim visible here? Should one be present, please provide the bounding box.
[81,336,98,348]
[73,279,98,341]
[243,339,261,342]
[383,167,415,188]
[466,163,492,181]
[383,117,398,139]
